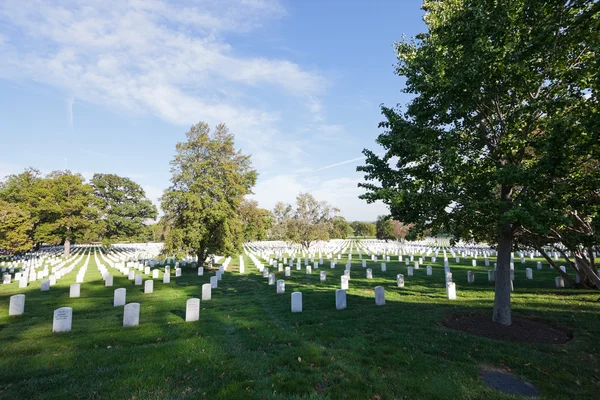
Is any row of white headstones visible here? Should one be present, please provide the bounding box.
[242,241,581,312]
[6,245,231,332]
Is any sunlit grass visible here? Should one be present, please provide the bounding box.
[0,246,598,399]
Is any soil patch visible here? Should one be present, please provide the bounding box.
[442,313,572,344]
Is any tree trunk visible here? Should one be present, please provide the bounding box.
[492,222,513,326]
[64,237,71,258]
[536,246,577,287]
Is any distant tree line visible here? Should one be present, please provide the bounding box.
[0,169,157,256]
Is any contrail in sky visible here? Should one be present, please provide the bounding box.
[312,156,368,172]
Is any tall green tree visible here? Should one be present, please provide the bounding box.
[274,193,339,249]
[358,0,599,325]
[239,199,273,242]
[376,216,396,241]
[35,171,97,257]
[330,216,353,239]
[0,168,44,246]
[351,221,377,237]
[0,200,33,253]
[161,122,257,264]
[90,173,158,242]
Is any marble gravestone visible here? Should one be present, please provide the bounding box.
[52,307,72,332]
[202,283,212,300]
[185,298,200,322]
[396,274,405,288]
[374,286,385,306]
[277,279,285,294]
[291,292,302,313]
[9,294,25,316]
[336,289,346,310]
[114,288,126,306]
[123,303,140,327]
[69,283,80,298]
[144,280,154,294]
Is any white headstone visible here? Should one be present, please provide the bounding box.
[336,289,346,310]
[185,298,200,322]
[134,274,142,285]
[320,270,326,282]
[526,268,533,280]
[407,267,414,276]
[123,303,140,327]
[285,267,291,277]
[153,269,160,279]
[52,307,73,332]
[210,276,218,288]
[276,279,285,294]
[381,263,386,272]
[341,275,349,290]
[175,268,182,277]
[467,271,475,284]
[426,266,432,276]
[268,273,275,285]
[202,283,212,300]
[114,288,126,306]
[9,294,25,316]
[291,292,302,313]
[374,286,385,306]
[40,279,50,291]
[105,275,114,286]
[163,272,170,284]
[144,280,154,294]
[555,276,564,288]
[69,283,80,298]
[446,282,457,300]
[396,274,404,288]
[366,269,373,279]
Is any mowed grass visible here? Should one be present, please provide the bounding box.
[0,246,599,399]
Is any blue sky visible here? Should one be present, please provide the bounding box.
[0,0,425,221]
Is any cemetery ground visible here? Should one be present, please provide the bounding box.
[1,249,599,399]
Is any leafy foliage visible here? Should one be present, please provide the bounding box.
[35,171,98,256]
[90,173,157,242]
[351,221,377,237]
[376,216,396,241]
[239,199,273,241]
[161,122,257,264]
[271,193,339,249]
[330,216,353,239]
[358,0,599,324]
[0,200,33,252]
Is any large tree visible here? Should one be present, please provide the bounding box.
[161,122,257,264]
[376,216,396,241]
[239,199,273,242]
[274,193,339,250]
[0,168,44,246]
[358,0,599,325]
[90,173,157,242]
[351,221,377,237]
[35,171,97,257]
[330,216,354,239]
[0,200,33,253]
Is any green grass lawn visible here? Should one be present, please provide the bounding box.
[1,245,599,399]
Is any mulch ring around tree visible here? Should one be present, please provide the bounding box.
[441,313,573,344]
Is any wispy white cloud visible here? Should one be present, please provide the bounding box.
[0,0,326,169]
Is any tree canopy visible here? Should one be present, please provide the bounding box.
[376,216,396,241]
[358,0,599,325]
[161,122,257,264]
[0,200,33,253]
[90,173,157,242]
[239,199,273,242]
[271,193,339,249]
